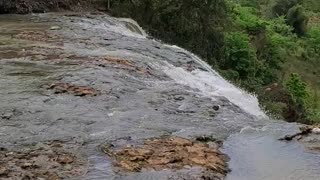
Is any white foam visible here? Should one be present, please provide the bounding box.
[155,45,267,118]
[118,18,148,37]
[312,128,320,134]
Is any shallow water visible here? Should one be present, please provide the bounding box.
[224,124,320,180]
[0,13,319,179]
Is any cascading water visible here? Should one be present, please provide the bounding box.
[118,18,148,37]
[157,46,266,118]
[112,21,267,118]
[113,17,267,118]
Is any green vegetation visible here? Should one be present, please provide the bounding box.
[110,0,320,124]
[110,0,227,65]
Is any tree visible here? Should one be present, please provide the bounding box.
[272,0,300,16]
[286,5,309,36]
[272,0,308,36]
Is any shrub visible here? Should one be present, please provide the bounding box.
[286,73,308,104]
[307,25,320,56]
[232,4,267,34]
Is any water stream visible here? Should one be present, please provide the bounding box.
[0,13,320,179]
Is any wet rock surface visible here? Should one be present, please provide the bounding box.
[0,13,259,179]
[3,13,320,180]
[0,140,87,179]
[103,136,228,179]
[280,124,320,151]
[48,82,101,96]
[13,30,61,42]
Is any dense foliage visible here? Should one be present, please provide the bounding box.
[110,0,320,124]
[110,0,227,65]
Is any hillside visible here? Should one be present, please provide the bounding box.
[110,0,320,124]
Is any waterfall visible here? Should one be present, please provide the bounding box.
[118,18,148,37]
[99,16,266,118]
[160,45,267,118]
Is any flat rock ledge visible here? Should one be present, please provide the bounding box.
[0,140,87,180]
[280,124,320,151]
[102,136,229,179]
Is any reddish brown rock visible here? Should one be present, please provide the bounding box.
[0,141,87,180]
[0,165,9,176]
[57,155,74,164]
[103,57,135,68]
[48,83,100,96]
[14,31,60,42]
[118,160,141,172]
[96,57,153,76]
[170,137,193,146]
[104,136,229,176]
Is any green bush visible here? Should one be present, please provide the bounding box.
[306,90,320,123]
[286,73,308,104]
[259,29,295,74]
[223,32,257,80]
[284,73,309,122]
[267,16,294,36]
[231,4,267,34]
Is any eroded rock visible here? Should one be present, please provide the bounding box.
[14,31,60,42]
[48,83,100,96]
[0,141,87,179]
[102,136,228,177]
[279,125,319,141]
[95,57,153,76]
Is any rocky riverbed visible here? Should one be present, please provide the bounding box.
[0,13,251,180]
[1,13,320,180]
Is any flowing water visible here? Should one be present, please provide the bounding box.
[0,13,320,179]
